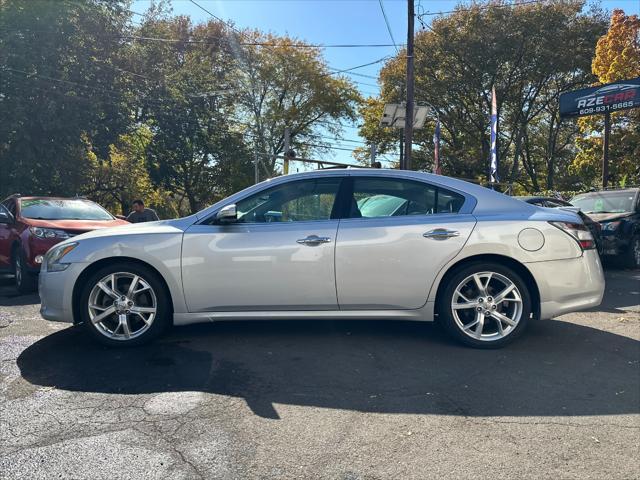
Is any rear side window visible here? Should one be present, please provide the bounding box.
[350,177,465,219]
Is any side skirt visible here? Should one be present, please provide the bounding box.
[173,302,435,326]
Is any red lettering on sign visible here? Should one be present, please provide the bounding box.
[624,90,636,100]
[612,93,625,102]
[603,95,614,104]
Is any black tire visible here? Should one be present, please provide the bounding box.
[624,235,640,270]
[437,261,532,349]
[13,247,38,294]
[78,262,172,347]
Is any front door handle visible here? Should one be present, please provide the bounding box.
[297,235,332,246]
[423,228,460,240]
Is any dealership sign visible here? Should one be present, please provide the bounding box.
[559,77,640,118]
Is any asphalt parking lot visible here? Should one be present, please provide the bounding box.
[0,269,638,480]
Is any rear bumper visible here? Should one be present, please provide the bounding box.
[39,263,87,324]
[526,250,605,319]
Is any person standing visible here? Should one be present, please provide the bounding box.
[126,199,159,223]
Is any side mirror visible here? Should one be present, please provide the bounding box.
[216,204,237,222]
[115,214,127,220]
[0,211,13,225]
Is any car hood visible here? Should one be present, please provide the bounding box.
[67,217,196,242]
[588,212,634,223]
[23,218,129,231]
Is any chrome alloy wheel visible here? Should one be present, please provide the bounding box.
[633,237,640,267]
[88,272,157,341]
[451,271,523,342]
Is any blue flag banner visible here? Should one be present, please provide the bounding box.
[490,86,499,183]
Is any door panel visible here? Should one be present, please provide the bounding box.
[182,176,345,313]
[336,214,476,309]
[182,221,339,312]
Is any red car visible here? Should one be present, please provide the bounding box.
[0,195,128,293]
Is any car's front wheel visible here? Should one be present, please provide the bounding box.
[437,262,532,348]
[625,235,640,269]
[79,263,171,347]
[13,248,38,294]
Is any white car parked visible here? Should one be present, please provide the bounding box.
[39,169,605,348]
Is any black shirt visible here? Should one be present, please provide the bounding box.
[126,208,159,223]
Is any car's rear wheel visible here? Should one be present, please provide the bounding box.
[79,263,171,347]
[13,248,37,294]
[437,262,532,348]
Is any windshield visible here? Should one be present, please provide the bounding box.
[20,199,114,221]
[570,192,636,214]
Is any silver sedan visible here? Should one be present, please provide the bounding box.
[39,169,605,348]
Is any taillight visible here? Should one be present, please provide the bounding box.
[549,221,596,250]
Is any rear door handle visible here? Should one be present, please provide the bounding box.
[423,228,460,240]
[297,235,332,246]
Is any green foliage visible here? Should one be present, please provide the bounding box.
[0,1,359,215]
[359,1,607,192]
[233,31,361,176]
[0,0,131,197]
[571,10,640,188]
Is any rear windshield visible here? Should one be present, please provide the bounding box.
[570,192,636,214]
[20,199,113,221]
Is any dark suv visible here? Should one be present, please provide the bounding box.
[570,188,640,268]
[0,195,128,293]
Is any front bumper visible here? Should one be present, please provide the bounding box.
[39,263,87,324]
[526,249,605,319]
[600,234,630,256]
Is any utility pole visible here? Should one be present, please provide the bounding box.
[403,0,415,170]
[602,112,610,188]
[283,127,291,175]
[254,148,259,184]
[370,144,377,166]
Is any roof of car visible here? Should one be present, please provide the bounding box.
[14,196,90,201]
[573,188,639,196]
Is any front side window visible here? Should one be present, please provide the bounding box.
[351,177,464,218]
[19,199,114,221]
[235,177,342,223]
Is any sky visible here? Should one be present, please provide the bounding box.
[131,0,640,168]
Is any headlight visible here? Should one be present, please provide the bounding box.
[29,227,70,239]
[43,243,78,272]
[601,221,621,232]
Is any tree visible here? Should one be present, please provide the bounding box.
[83,127,179,218]
[0,0,132,197]
[232,32,361,176]
[571,9,640,187]
[359,1,606,191]
[129,16,255,213]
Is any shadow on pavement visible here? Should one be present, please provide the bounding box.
[17,318,639,419]
[0,275,39,306]
[590,268,640,314]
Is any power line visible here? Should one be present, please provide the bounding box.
[417,0,549,18]
[378,0,400,54]
[188,0,244,35]
[118,34,400,49]
[325,56,390,78]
